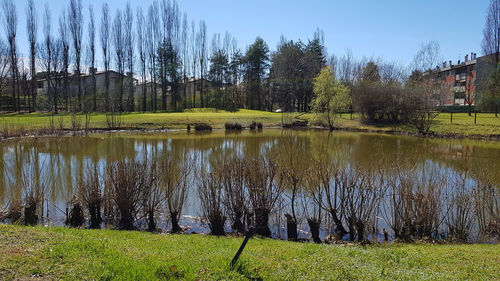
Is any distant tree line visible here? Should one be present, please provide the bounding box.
[0,0,498,121]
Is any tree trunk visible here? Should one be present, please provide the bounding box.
[285,214,298,241]
[89,202,101,229]
[147,210,156,232]
[170,211,181,233]
[254,208,271,237]
[329,209,348,239]
[307,218,321,243]
[356,220,365,242]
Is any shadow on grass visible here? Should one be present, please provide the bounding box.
[232,261,263,281]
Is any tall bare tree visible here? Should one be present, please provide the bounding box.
[26,0,37,112]
[124,3,134,112]
[136,7,147,112]
[181,13,188,109]
[147,2,160,112]
[112,9,125,112]
[40,3,55,112]
[69,0,83,111]
[482,0,500,62]
[2,0,19,112]
[198,20,207,108]
[59,9,70,111]
[190,20,197,107]
[482,0,500,117]
[100,3,111,112]
[88,4,96,112]
[411,40,441,72]
[0,40,9,99]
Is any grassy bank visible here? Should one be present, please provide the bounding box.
[0,109,499,138]
[0,225,499,280]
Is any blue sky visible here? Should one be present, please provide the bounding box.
[11,0,490,69]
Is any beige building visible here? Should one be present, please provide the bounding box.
[179,77,213,100]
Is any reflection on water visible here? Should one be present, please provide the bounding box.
[1,130,499,240]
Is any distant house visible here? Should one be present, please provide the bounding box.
[133,81,169,105]
[179,77,213,100]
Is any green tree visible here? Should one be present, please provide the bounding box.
[209,49,229,108]
[270,38,304,112]
[301,33,326,112]
[311,66,350,129]
[362,61,381,84]
[243,37,269,110]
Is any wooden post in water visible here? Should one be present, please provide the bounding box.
[230,227,255,268]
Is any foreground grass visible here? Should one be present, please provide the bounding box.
[0,225,499,280]
[0,109,499,138]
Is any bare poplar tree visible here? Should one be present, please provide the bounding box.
[0,40,9,98]
[181,13,188,109]
[136,7,147,112]
[100,3,111,112]
[112,10,125,112]
[59,9,70,111]
[147,2,160,112]
[69,0,83,111]
[198,20,207,108]
[124,3,134,112]
[482,0,500,62]
[41,3,55,112]
[88,4,96,112]
[190,20,198,107]
[26,0,37,112]
[2,0,19,112]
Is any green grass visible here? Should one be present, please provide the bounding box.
[0,109,284,131]
[0,109,499,138]
[0,225,499,280]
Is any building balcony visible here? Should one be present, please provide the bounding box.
[455,74,466,81]
[452,86,465,92]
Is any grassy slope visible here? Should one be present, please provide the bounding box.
[0,109,499,137]
[1,225,499,280]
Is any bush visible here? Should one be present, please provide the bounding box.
[225,122,242,131]
[194,123,212,131]
[198,167,226,236]
[352,84,439,133]
[249,121,263,130]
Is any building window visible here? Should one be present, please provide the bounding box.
[37,82,43,89]
[454,92,466,99]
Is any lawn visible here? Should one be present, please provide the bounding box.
[0,225,499,280]
[0,109,499,138]
[0,109,284,131]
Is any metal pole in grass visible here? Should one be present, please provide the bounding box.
[230,227,255,268]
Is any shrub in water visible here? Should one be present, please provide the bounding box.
[194,123,212,131]
[225,122,243,131]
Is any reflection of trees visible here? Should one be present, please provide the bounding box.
[1,131,499,218]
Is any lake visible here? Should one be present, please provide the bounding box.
[1,130,499,241]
